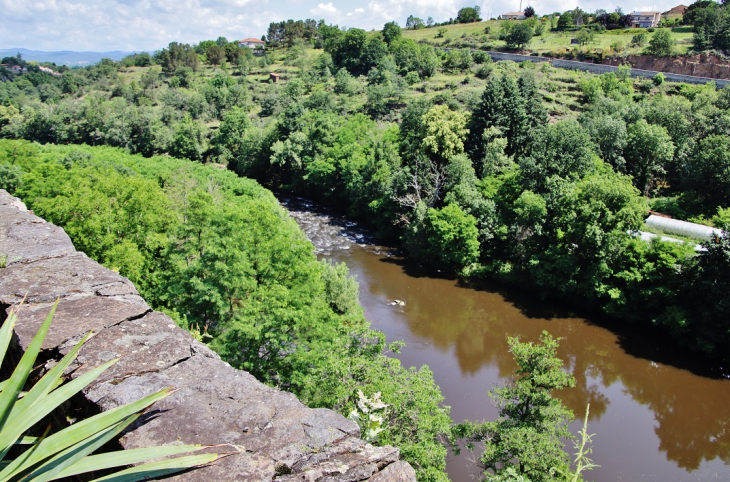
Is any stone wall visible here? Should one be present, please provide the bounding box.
[479,50,730,88]
[552,58,730,87]
[488,51,549,63]
[602,53,730,80]
[0,189,416,482]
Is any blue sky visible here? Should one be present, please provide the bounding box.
[0,0,686,52]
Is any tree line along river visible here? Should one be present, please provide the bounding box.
[283,196,730,482]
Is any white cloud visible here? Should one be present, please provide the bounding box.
[311,2,339,14]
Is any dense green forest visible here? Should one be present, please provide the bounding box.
[3,24,728,361]
[0,141,451,480]
[2,15,730,480]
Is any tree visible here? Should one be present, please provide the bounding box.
[206,44,225,65]
[421,203,480,270]
[576,28,595,45]
[625,119,675,196]
[457,6,482,23]
[519,119,596,193]
[382,21,402,45]
[458,332,575,481]
[645,29,676,56]
[506,22,535,49]
[469,73,545,160]
[406,15,425,29]
[583,114,628,172]
[524,6,536,18]
[556,12,574,30]
[214,106,251,162]
[170,114,207,162]
[631,32,648,46]
[421,105,470,163]
[687,135,730,208]
[683,230,730,356]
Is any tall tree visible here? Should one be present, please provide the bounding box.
[624,119,675,196]
[458,332,575,482]
[382,21,402,45]
[469,75,530,161]
[457,6,482,23]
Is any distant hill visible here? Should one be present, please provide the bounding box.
[0,48,151,66]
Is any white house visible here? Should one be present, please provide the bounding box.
[630,12,662,28]
[238,38,265,49]
[502,12,526,20]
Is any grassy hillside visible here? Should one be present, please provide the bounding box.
[401,21,694,56]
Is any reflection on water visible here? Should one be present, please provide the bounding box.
[284,198,730,482]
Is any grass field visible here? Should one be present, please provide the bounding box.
[402,20,695,56]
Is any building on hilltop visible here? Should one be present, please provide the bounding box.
[0,64,25,74]
[501,11,526,20]
[630,11,662,28]
[238,38,265,49]
[664,5,688,17]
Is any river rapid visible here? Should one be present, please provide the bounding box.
[282,197,730,482]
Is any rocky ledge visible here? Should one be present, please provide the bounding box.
[0,189,416,481]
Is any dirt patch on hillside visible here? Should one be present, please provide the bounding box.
[602,53,730,80]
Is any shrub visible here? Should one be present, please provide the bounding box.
[475,64,494,79]
[472,50,491,64]
[653,72,665,86]
[405,71,420,85]
[631,33,648,47]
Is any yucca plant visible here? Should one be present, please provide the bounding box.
[0,300,225,481]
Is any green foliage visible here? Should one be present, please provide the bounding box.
[645,29,676,56]
[519,119,596,192]
[506,23,535,49]
[683,230,730,355]
[421,203,480,271]
[457,6,482,23]
[625,119,675,196]
[686,135,730,209]
[690,4,730,52]
[557,12,574,30]
[630,32,648,47]
[0,302,221,481]
[305,352,452,481]
[421,105,469,162]
[0,162,22,193]
[382,21,402,45]
[2,141,452,480]
[469,73,545,159]
[321,259,361,315]
[575,28,595,45]
[457,332,575,481]
[713,206,730,230]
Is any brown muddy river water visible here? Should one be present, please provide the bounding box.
[283,198,730,481]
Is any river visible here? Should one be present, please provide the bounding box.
[283,197,730,482]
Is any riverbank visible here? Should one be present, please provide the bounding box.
[281,196,730,482]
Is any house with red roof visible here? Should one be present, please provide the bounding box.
[238,38,265,49]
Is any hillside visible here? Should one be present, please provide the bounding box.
[401,20,694,58]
